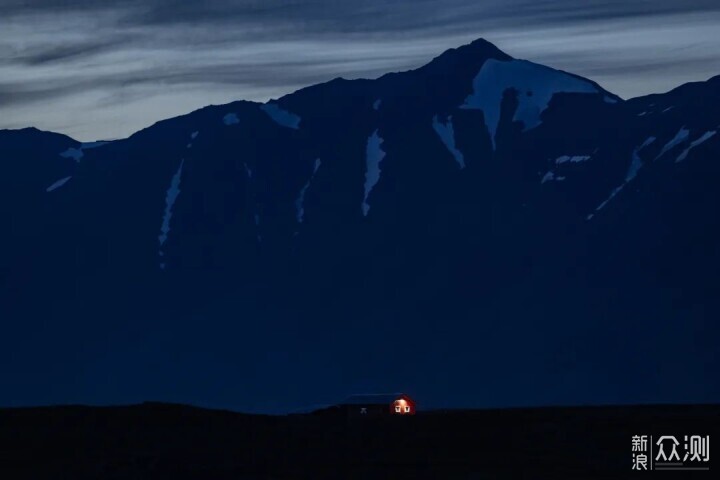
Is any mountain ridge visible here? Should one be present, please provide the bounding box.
[6,38,719,145]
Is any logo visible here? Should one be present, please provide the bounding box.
[632,435,710,471]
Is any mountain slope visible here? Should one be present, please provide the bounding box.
[0,128,84,305]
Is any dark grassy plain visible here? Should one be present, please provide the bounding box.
[1,402,717,479]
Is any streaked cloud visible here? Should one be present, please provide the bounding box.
[1,1,719,140]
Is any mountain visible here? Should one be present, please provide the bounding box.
[1,39,718,413]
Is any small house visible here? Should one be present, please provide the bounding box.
[339,393,416,418]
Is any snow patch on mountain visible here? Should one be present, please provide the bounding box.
[223,113,239,125]
[639,136,656,150]
[362,130,386,217]
[59,147,84,162]
[62,140,111,160]
[46,176,72,192]
[373,99,382,111]
[588,137,655,220]
[158,159,185,262]
[460,59,599,149]
[244,163,253,179]
[542,154,594,184]
[625,136,656,182]
[555,155,591,165]
[540,171,568,184]
[662,106,674,113]
[186,131,198,149]
[296,158,322,224]
[655,127,689,160]
[432,115,465,169]
[261,103,301,129]
[591,185,625,218]
[625,148,644,183]
[676,131,717,162]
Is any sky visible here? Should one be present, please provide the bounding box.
[1,0,719,141]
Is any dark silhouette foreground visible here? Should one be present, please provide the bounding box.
[1,402,717,479]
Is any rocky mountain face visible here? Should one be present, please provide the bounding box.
[2,38,719,412]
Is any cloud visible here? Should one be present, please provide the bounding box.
[1,1,719,140]
[10,38,131,67]
[5,1,709,31]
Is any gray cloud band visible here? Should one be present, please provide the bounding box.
[3,0,717,27]
[1,0,719,140]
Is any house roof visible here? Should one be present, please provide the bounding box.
[340,393,409,405]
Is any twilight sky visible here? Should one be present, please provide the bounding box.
[1,0,719,141]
